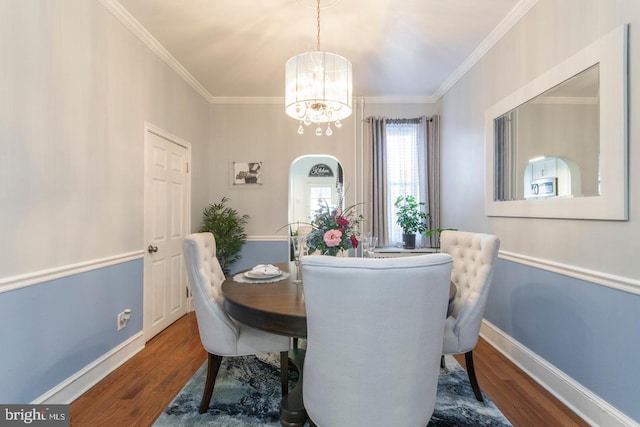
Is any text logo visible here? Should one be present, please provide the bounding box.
[1,405,69,426]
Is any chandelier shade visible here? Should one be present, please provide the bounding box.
[285,51,353,130]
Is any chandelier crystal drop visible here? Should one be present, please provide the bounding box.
[285,0,352,136]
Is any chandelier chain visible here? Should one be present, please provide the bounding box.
[316,0,321,51]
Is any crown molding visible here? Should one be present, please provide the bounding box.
[209,97,283,105]
[208,96,439,105]
[101,0,537,105]
[98,0,215,103]
[360,96,438,104]
[433,0,539,100]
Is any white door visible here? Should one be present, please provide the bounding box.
[143,124,191,341]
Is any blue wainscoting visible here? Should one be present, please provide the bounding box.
[0,259,143,403]
[486,259,640,423]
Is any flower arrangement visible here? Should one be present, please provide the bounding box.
[305,200,364,256]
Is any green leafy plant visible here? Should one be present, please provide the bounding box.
[425,227,457,249]
[199,197,249,274]
[394,195,429,235]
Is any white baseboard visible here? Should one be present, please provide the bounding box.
[480,321,638,427]
[33,332,145,404]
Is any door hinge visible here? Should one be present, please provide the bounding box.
[186,162,190,173]
[186,286,190,298]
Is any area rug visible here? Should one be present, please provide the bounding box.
[154,354,511,426]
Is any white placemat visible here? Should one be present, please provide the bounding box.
[232,271,290,284]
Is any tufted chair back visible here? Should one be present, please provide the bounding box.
[440,230,500,353]
[301,254,453,427]
[183,232,291,413]
[183,232,240,355]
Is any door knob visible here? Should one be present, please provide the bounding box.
[148,244,159,253]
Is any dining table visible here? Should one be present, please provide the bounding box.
[221,261,457,427]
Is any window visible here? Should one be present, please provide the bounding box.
[365,115,439,249]
[386,121,424,247]
[309,185,333,218]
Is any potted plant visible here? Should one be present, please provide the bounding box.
[394,195,428,249]
[199,197,249,274]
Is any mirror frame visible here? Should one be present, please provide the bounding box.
[485,24,628,220]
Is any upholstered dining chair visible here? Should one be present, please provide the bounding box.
[439,230,500,402]
[301,254,453,427]
[183,232,290,414]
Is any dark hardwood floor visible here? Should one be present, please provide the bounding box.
[70,312,588,426]
[454,341,587,427]
[70,313,206,427]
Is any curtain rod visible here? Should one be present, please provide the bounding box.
[362,116,434,123]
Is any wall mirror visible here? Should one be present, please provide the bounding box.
[288,155,343,232]
[485,25,627,220]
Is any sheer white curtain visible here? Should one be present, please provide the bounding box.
[386,119,422,247]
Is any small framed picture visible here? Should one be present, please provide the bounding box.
[232,161,263,186]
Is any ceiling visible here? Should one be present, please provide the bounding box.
[112,0,532,102]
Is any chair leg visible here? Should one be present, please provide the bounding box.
[464,350,484,402]
[280,350,289,396]
[440,355,446,369]
[199,353,223,414]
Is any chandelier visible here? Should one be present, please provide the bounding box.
[285,0,353,136]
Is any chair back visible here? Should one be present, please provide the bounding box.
[440,230,500,353]
[183,232,240,355]
[301,254,453,427]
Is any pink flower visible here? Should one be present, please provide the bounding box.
[323,229,343,247]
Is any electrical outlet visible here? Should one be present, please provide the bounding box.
[117,312,126,330]
[117,309,131,330]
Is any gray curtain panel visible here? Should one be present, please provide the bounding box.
[494,115,507,201]
[493,113,516,201]
[364,117,389,245]
[423,115,441,248]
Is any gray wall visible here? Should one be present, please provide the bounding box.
[439,0,640,422]
[205,100,439,269]
[207,102,357,240]
[204,100,438,240]
[0,0,210,402]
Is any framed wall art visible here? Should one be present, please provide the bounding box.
[232,161,263,186]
